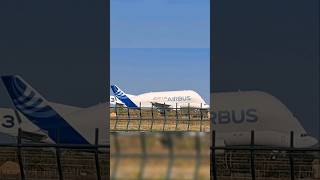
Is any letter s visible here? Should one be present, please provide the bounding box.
[246,109,258,122]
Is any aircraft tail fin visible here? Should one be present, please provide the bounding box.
[1,75,53,118]
[111,85,138,108]
[1,75,89,144]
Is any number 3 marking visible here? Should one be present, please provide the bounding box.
[2,115,15,128]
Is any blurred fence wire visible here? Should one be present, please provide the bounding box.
[211,130,320,180]
[0,128,109,180]
[110,132,210,180]
[110,104,210,132]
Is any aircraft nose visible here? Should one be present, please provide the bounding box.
[308,136,319,147]
[295,136,319,148]
[299,136,319,147]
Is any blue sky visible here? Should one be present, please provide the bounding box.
[111,0,209,48]
[111,0,210,103]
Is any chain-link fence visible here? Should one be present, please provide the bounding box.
[110,132,210,180]
[0,129,109,180]
[110,104,210,132]
[211,131,320,180]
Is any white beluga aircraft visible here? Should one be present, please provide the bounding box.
[211,91,318,150]
[1,75,107,145]
[111,85,209,109]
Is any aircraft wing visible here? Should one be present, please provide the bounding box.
[21,130,49,142]
[151,102,171,109]
[116,102,126,107]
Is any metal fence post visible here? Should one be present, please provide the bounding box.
[56,129,64,180]
[250,130,256,180]
[289,131,295,180]
[114,105,119,130]
[163,103,167,131]
[126,106,131,131]
[200,103,203,132]
[187,103,191,131]
[211,130,217,180]
[17,128,25,180]
[175,103,179,131]
[150,104,155,131]
[138,102,142,131]
[94,128,101,180]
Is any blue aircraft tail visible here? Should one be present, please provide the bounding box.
[1,75,89,144]
[110,85,138,108]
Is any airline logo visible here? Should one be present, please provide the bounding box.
[1,76,56,118]
[111,85,127,99]
[153,96,192,102]
[212,109,258,124]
